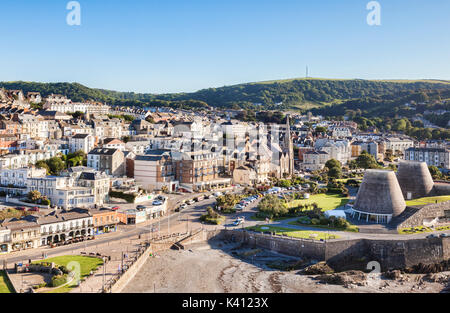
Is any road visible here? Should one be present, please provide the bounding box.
[2,189,448,265]
[0,189,240,265]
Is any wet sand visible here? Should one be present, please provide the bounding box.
[122,241,448,293]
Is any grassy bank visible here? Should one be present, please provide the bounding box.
[0,270,15,293]
[33,255,103,293]
[286,193,349,211]
[405,196,450,207]
[287,221,359,233]
[246,225,340,241]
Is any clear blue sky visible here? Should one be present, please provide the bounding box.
[0,0,449,93]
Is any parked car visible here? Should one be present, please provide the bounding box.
[187,200,195,205]
[17,207,27,211]
[111,206,120,211]
[29,207,40,212]
[136,205,146,210]
[439,233,449,238]
[175,204,187,212]
[426,234,439,239]
[152,200,163,206]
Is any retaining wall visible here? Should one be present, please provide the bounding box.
[209,230,450,271]
[110,233,191,293]
[397,201,450,229]
[110,245,152,293]
[4,270,18,293]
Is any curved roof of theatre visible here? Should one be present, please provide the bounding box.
[354,170,406,216]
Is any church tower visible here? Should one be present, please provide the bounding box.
[283,115,295,177]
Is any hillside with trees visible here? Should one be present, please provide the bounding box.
[1,78,449,111]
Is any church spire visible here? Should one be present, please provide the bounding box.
[284,114,294,176]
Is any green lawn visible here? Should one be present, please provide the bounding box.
[406,196,450,206]
[286,193,349,211]
[335,178,362,184]
[287,221,359,233]
[33,255,103,293]
[249,215,291,222]
[246,225,340,241]
[0,270,14,293]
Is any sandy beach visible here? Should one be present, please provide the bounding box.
[122,241,449,293]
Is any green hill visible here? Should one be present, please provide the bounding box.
[1,78,449,112]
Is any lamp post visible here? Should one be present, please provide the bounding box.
[102,257,106,292]
[121,252,124,274]
[168,210,170,235]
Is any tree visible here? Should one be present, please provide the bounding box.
[206,207,219,219]
[66,151,86,168]
[315,126,327,133]
[355,151,379,169]
[428,166,442,180]
[68,156,83,167]
[347,160,358,170]
[70,111,85,120]
[28,190,41,203]
[258,195,288,218]
[325,159,341,170]
[384,149,394,162]
[216,194,241,210]
[35,160,50,174]
[328,166,342,179]
[47,157,65,175]
[279,180,292,188]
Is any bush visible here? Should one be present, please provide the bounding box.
[221,208,236,214]
[33,282,47,289]
[200,216,224,225]
[258,195,288,218]
[216,194,243,210]
[335,218,350,229]
[327,187,342,194]
[298,216,311,224]
[201,207,225,225]
[41,198,51,205]
[346,179,360,187]
[51,274,68,287]
[311,218,320,225]
[317,188,328,194]
[109,191,136,203]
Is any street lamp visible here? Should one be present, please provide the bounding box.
[168,210,170,235]
[102,257,106,292]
